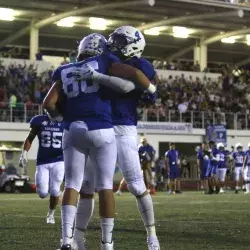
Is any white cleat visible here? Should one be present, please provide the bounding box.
[47,214,55,224]
[219,188,225,194]
[244,191,250,194]
[116,190,122,196]
[101,241,114,250]
[147,237,160,250]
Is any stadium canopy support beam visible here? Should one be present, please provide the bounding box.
[0,0,146,50]
[235,57,250,68]
[30,26,39,60]
[167,27,250,62]
[137,10,237,31]
[194,39,207,71]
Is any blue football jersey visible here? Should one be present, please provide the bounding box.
[52,52,120,130]
[30,115,63,165]
[232,151,245,167]
[197,150,210,170]
[165,149,179,167]
[217,150,227,168]
[245,150,250,166]
[111,57,156,126]
[210,148,219,166]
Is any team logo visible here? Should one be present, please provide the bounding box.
[42,121,48,126]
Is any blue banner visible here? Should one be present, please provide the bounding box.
[206,125,227,146]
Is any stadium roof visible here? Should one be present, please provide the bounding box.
[1,0,250,65]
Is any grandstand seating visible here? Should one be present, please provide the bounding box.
[0,57,250,130]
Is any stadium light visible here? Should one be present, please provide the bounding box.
[173,26,189,38]
[246,35,250,45]
[221,37,235,44]
[89,17,109,30]
[144,27,165,36]
[0,8,16,21]
[56,17,78,27]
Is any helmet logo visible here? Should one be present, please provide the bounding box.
[135,31,141,41]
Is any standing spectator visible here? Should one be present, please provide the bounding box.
[181,156,190,178]
[9,91,17,121]
[36,49,43,61]
[138,137,156,193]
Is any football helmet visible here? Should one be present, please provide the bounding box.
[108,25,145,58]
[78,33,107,58]
[235,143,243,151]
[217,143,224,150]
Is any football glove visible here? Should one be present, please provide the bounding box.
[141,91,157,103]
[73,63,98,81]
[19,150,28,168]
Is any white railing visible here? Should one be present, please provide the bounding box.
[0,103,42,123]
[1,103,248,130]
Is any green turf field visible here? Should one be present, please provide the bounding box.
[1,191,250,250]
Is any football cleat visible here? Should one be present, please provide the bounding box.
[235,190,239,194]
[61,244,72,250]
[101,241,114,250]
[47,214,55,224]
[116,190,122,196]
[219,188,225,194]
[244,191,250,194]
[147,237,160,250]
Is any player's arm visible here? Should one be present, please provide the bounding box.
[243,155,247,170]
[19,127,38,168]
[42,81,63,122]
[109,62,156,94]
[74,63,136,94]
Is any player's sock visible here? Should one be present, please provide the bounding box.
[100,218,114,243]
[61,205,77,244]
[75,198,94,231]
[236,186,239,190]
[246,183,250,191]
[48,209,55,217]
[136,194,156,238]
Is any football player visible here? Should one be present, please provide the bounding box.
[242,143,250,194]
[43,32,157,250]
[19,115,64,224]
[165,142,181,194]
[216,143,228,193]
[232,143,245,193]
[73,26,160,250]
[197,143,210,194]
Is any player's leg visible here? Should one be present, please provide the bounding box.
[245,167,250,194]
[61,123,88,248]
[116,177,126,195]
[35,164,50,199]
[142,162,150,190]
[89,128,117,249]
[176,168,182,194]
[205,165,213,194]
[47,161,65,224]
[234,167,241,193]
[212,166,220,193]
[116,134,159,249]
[74,158,96,249]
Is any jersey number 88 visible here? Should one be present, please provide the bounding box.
[62,61,99,98]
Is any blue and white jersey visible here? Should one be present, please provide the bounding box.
[210,148,219,166]
[30,115,63,165]
[138,144,155,161]
[111,57,156,126]
[52,52,120,131]
[232,151,245,167]
[197,150,210,170]
[165,149,179,168]
[245,150,250,166]
[217,150,227,169]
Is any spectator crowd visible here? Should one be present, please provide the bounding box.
[0,58,250,129]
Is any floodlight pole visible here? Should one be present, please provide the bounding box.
[30,25,39,61]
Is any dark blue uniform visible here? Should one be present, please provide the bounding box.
[111,57,156,126]
[30,115,63,165]
[52,52,120,130]
[232,151,245,167]
[165,149,180,179]
[197,150,210,180]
